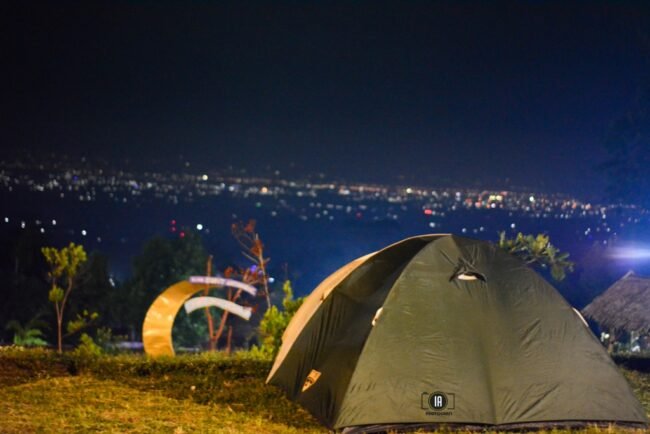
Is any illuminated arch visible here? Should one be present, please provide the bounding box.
[184,296,252,320]
[142,277,257,357]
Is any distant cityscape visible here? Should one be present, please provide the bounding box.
[1,155,648,295]
[1,156,644,231]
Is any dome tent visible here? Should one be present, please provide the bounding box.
[267,234,647,432]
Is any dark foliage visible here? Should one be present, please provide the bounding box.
[0,228,50,343]
[120,230,209,346]
[613,354,650,373]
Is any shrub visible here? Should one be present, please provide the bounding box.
[5,317,48,347]
[72,333,102,358]
[252,280,303,358]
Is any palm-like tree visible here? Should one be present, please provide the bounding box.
[5,316,48,347]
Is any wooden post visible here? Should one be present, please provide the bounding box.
[226,325,233,355]
[203,255,217,351]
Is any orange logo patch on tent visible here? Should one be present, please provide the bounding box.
[302,369,321,392]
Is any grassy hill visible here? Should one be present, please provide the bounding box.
[0,348,648,433]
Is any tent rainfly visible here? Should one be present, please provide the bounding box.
[267,234,647,432]
[582,271,650,335]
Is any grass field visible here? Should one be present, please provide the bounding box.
[0,348,649,433]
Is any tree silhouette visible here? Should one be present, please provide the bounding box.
[231,220,271,309]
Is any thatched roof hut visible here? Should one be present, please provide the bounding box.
[582,271,650,334]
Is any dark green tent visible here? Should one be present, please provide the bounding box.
[267,235,647,432]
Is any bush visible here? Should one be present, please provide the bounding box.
[72,333,102,358]
[5,317,48,347]
[252,280,303,358]
[84,351,272,379]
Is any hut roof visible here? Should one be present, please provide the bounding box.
[582,271,650,333]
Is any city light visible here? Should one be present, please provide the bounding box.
[0,156,644,256]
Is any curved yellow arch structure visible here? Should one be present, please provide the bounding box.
[143,281,204,357]
[142,277,257,357]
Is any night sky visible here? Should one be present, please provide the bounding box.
[3,2,650,194]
